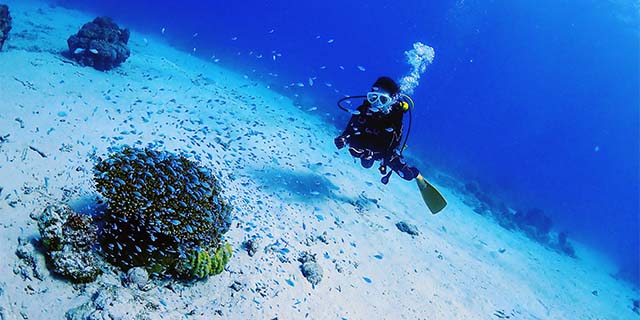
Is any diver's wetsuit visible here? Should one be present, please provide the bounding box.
[339,100,420,181]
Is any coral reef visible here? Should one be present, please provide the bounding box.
[555,231,576,258]
[175,243,232,279]
[513,208,553,242]
[0,4,11,51]
[94,146,232,280]
[462,179,577,258]
[67,16,130,71]
[36,205,102,283]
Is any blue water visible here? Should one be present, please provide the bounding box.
[54,0,639,284]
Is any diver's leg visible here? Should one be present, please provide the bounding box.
[387,155,420,181]
[360,149,375,168]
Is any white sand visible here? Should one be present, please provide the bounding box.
[0,1,638,319]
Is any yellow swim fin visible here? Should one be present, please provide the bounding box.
[415,173,447,214]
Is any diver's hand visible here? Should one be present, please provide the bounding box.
[334,136,347,149]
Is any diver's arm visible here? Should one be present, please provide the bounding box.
[338,104,367,138]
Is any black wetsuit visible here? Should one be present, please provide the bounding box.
[339,100,420,182]
[342,101,404,154]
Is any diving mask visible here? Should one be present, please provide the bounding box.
[366,91,394,113]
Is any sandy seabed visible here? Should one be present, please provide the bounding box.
[0,1,638,319]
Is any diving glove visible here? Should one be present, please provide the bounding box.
[334,136,347,149]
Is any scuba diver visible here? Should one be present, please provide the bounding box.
[334,76,447,214]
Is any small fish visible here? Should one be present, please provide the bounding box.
[327,39,334,44]
[192,32,199,38]
[231,36,238,40]
[385,127,394,132]
[357,65,366,72]
[161,27,166,34]
[307,107,317,112]
[73,48,85,54]
[89,48,98,54]
[339,65,345,70]
[296,82,305,87]
[308,77,314,86]
[268,29,275,33]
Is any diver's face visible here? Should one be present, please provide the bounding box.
[367,87,394,114]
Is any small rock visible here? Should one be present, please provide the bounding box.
[396,221,420,236]
[124,267,149,290]
[242,238,259,257]
[298,252,323,287]
[229,280,242,292]
[14,237,44,281]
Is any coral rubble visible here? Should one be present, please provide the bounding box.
[298,251,323,287]
[36,205,102,283]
